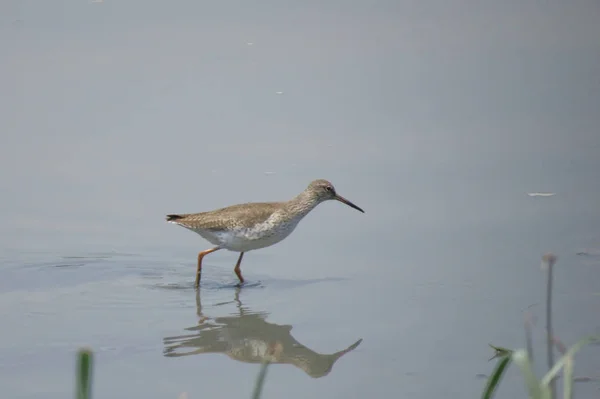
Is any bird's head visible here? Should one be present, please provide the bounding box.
[306,179,364,213]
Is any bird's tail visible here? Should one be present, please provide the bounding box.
[166,214,185,222]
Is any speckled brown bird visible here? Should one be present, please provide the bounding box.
[166,179,364,287]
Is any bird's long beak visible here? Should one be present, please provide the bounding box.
[334,194,365,213]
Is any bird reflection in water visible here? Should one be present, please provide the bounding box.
[163,288,362,378]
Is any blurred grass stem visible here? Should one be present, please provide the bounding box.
[543,253,557,399]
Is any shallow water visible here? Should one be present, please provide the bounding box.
[3,1,600,398]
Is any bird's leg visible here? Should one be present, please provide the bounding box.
[234,252,245,284]
[195,247,221,288]
[195,288,208,324]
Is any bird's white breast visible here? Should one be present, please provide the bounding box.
[217,214,303,252]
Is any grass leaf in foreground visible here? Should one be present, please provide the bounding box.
[482,354,512,399]
[76,348,93,399]
[488,344,513,361]
[251,361,271,399]
[563,354,574,399]
[541,335,600,387]
[512,349,546,399]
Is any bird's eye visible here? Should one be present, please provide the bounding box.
[325,186,332,192]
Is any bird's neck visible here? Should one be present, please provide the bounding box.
[283,190,321,220]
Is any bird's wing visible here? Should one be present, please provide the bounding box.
[167,202,283,231]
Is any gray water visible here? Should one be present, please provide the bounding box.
[2,1,600,398]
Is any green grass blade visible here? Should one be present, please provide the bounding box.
[481,354,512,399]
[540,335,600,387]
[488,344,513,361]
[512,349,543,399]
[563,354,574,399]
[76,348,93,399]
[251,361,270,399]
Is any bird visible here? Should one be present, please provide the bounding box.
[165,179,364,288]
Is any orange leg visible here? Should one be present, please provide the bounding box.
[234,252,245,284]
[195,247,221,288]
